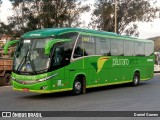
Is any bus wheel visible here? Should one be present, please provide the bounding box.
[73,77,82,95]
[1,73,11,86]
[132,73,140,86]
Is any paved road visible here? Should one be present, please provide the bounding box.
[0,73,160,120]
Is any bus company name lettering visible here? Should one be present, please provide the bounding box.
[113,57,129,66]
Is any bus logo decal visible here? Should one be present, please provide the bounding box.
[113,57,129,66]
[97,57,110,73]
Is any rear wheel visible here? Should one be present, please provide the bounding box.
[73,77,82,95]
[0,73,11,86]
[132,73,140,86]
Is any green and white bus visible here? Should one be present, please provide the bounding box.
[5,28,154,94]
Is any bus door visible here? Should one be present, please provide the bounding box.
[50,43,69,89]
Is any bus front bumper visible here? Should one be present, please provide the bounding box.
[12,80,72,94]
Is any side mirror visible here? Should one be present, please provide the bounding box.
[4,40,19,54]
[45,39,71,55]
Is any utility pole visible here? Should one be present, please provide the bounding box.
[114,0,117,33]
[22,0,24,28]
[0,2,1,23]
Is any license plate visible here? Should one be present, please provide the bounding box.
[23,88,29,92]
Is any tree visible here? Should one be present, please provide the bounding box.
[8,0,90,34]
[0,0,21,38]
[90,0,159,36]
[0,22,13,35]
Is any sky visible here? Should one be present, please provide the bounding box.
[0,0,12,23]
[0,0,160,39]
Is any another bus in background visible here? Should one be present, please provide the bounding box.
[154,52,160,72]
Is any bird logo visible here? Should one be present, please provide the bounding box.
[97,57,110,73]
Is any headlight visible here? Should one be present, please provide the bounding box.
[11,73,58,84]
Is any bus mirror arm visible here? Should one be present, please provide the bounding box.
[4,40,19,54]
[45,39,71,55]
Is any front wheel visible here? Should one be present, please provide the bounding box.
[73,77,82,95]
[132,73,140,86]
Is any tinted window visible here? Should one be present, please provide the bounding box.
[73,35,84,58]
[124,41,134,56]
[111,39,124,56]
[135,42,145,56]
[95,37,110,55]
[58,32,78,59]
[51,43,70,70]
[82,35,96,55]
[145,43,154,56]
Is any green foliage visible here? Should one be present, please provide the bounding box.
[6,0,89,35]
[90,0,159,36]
[0,22,14,35]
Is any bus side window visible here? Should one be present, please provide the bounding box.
[124,41,134,56]
[82,35,95,56]
[95,37,110,56]
[58,32,79,59]
[135,42,145,56]
[51,43,69,68]
[52,47,63,66]
[145,43,154,56]
[111,39,124,56]
[74,36,84,58]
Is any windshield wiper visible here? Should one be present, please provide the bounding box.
[28,57,37,74]
[16,47,36,74]
[17,48,30,72]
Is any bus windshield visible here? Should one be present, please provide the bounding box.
[13,38,52,74]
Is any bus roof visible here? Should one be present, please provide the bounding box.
[22,28,153,43]
[22,28,118,38]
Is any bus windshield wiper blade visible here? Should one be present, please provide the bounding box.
[17,48,30,72]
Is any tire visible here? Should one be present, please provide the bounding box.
[73,77,82,95]
[0,73,11,86]
[132,73,140,86]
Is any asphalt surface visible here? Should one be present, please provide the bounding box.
[1,73,160,120]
